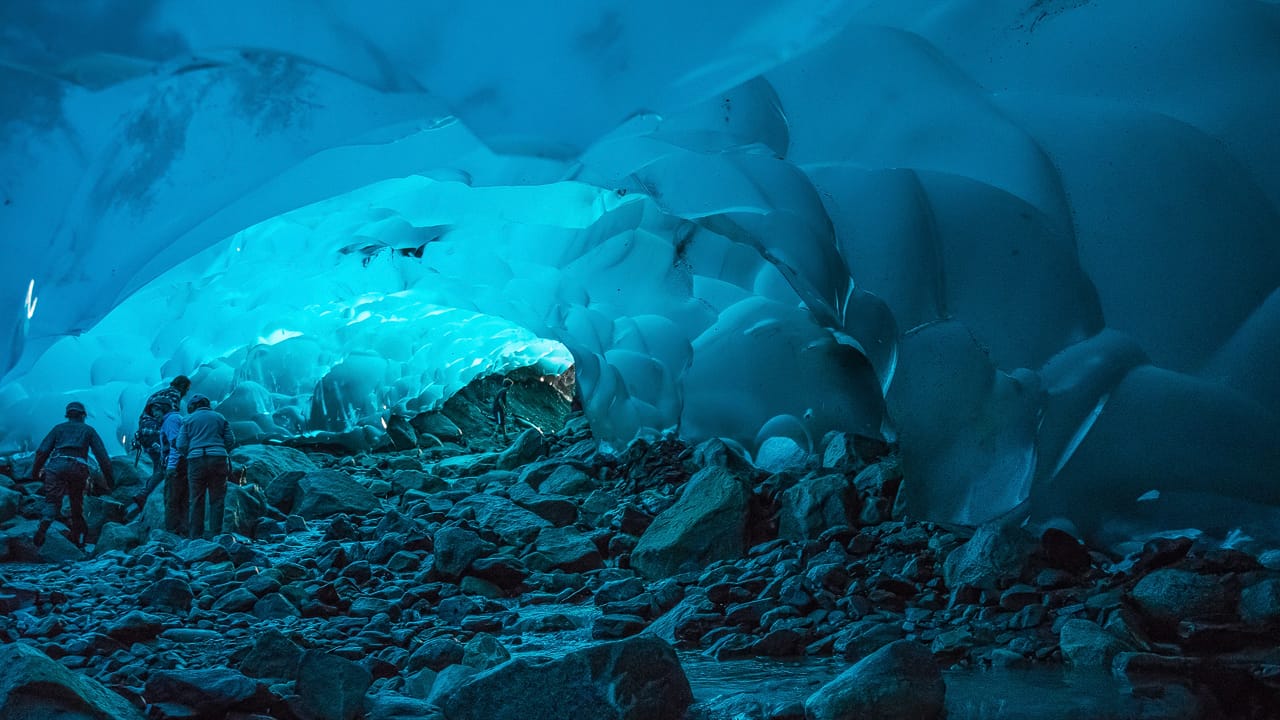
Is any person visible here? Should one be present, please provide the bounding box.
[176,393,234,538]
[156,405,188,534]
[493,377,514,440]
[31,401,114,548]
[132,375,190,510]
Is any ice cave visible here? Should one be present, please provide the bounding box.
[1,2,1279,718]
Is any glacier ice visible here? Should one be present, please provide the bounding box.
[1,0,1278,544]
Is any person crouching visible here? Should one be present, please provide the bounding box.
[175,394,235,539]
[32,401,115,548]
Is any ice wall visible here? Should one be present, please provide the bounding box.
[1,0,1277,541]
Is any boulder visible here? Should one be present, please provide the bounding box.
[144,668,258,716]
[434,527,496,578]
[440,635,692,720]
[1240,577,1280,626]
[1131,569,1233,624]
[92,521,142,556]
[36,529,86,563]
[778,474,858,541]
[539,465,595,496]
[0,486,21,522]
[0,642,145,719]
[408,637,466,673]
[223,483,269,537]
[232,445,317,488]
[390,470,447,495]
[295,651,372,720]
[140,578,194,612]
[631,467,749,579]
[804,640,944,720]
[449,495,550,546]
[943,521,1035,591]
[497,429,546,471]
[532,526,604,572]
[265,470,306,513]
[295,470,380,519]
[241,628,305,680]
[1059,619,1132,668]
[411,412,464,444]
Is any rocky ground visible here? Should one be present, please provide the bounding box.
[2,380,1279,719]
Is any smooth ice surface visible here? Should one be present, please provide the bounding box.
[2,1,1278,541]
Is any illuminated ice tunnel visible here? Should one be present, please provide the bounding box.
[1,0,1278,544]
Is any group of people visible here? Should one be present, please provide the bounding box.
[31,375,236,549]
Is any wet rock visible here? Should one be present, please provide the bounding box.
[1040,527,1091,574]
[831,621,903,662]
[532,526,604,572]
[1059,619,1133,668]
[390,470,447,495]
[296,470,380,519]
[593,614,647,640]
[224,483,269,537]
[440,635,692,720]
[213,587,259,614]
[434,527,495,579]
[631,467,749,579]
[1239,577,1280,626]
[778,474,858,542]
[595,577,646,606]
[0,486,20,522]
[266,471,306,513]
[1131,569,1233,624]
[140,578,194,612]
[240,628,304,680]
[178,539,230,564]
[469,556,530,591]
[538,464,595,496]
[144,667,258,716]
[0,642,144,719]
[254,592,301,620]
[507,482,578,526]
[497,429,545,471]
[943,521,1034,591]
[106,610,166,643]
[233,445,318,489]
[296,650,372,720]
[461,633,511,670]
[408,637,465,672]
[36,530,86,563]
[450,495,550,546]
[805,640,944,720]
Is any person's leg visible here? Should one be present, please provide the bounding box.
[207,458,229,536]
[35,469,67,546]
[67,486,87,548]
[164,461,189,534]
[187,457,208,539]
[134,449,164,508]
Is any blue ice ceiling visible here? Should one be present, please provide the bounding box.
[2,0,1279,542]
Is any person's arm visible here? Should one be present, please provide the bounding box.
[88,429,114,489]
[222,417,235,452]
[176,419,190,456]
[31,429,56,479]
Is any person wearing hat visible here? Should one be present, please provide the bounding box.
[31,401,115,548]
[175,393,235,538]
[132,375,191,511]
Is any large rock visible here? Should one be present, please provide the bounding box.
[295,470,380,519]
[943,521,1035,591]
[241,628,305,680]
[0,642,145,719]
[92,521,142,557]
[1240,577,1280,626]
[1131,569,1234,623]
[440,636,692,720]
[265,471,306,513]
[532,526,604,572]
[434,527,496,578]
[223,483,269,536]
[1059,619,1133,668]
[144,668,258,716]
[449,495,550,546]
[0,486,21,522]
[631,466,749,579]
[778,474,858,541]
[496,429,546,471]
[232,445,317,489]
[804,640,944,720]
[296,651,372,720]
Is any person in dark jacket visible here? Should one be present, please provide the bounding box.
[176,394,234,538]
[32,401,114,548]
[133,375,190,510]
[493,377,514,441]
[157,408,188,534]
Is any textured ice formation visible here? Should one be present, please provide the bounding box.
[1,1,1277,542]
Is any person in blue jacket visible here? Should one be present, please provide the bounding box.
[176,394,234,538]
